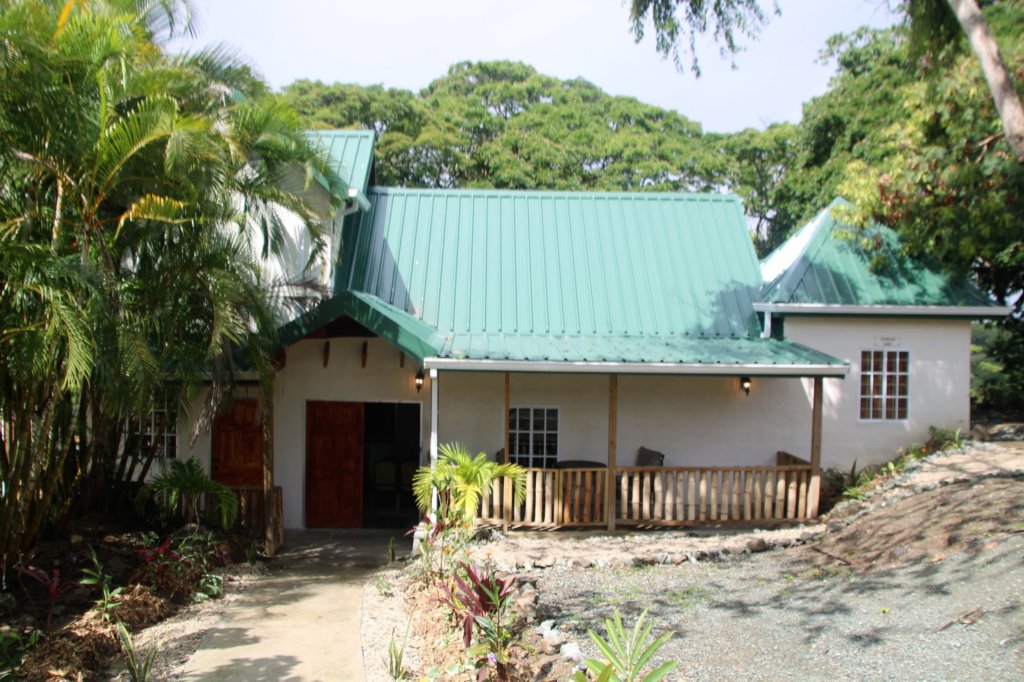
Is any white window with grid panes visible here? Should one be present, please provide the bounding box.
[508,407,558,469]
[132,400,178,458]
[859,350,909,421]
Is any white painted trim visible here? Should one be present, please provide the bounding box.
[508,405,560,468]
[429,368,439,515]
[753,302,1012,317]
[423,357,849,377]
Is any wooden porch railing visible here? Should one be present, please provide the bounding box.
[479,468,608,528]
[478,460,814,529]
[206,486,283,553]
[616,465,812,525]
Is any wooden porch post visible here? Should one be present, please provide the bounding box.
[503,372,511,532]
[607,375,618,532]
[262,389,276,557]
[808,376,823,517]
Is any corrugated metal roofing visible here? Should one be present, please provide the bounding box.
[308,187,847,373]
[306,130,375,195]
[344,188,762,338]
[277,290,845,373]
[761,199,997,309]
[436,333,843,367]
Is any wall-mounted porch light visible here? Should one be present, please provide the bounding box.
[415,369,425,393]
[740,376,751,396]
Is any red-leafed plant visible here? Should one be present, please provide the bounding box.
[17,565,76,631]
[134,536,182,592]
[438,561,518,681]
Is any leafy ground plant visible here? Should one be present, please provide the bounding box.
[384,618,413,680]
[438,561,518,681]
[116,622,159,682]
[80,547,123,622]
[0,627,39,680]
[17,565,76,632]
[574,609,677,682]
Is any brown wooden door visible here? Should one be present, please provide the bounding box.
[305,401,364,528]
[211,399,263,487]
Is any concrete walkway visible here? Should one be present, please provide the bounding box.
[180,530,398,682]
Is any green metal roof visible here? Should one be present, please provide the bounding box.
[311,187,848,374]
[305,130,375,198]
[343,188,762,337]
[760,199,1002,314]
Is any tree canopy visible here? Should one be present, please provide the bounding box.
[0,0,343,558]
[282,61,729,194]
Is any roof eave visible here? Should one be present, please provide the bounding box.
[423,357,849,377]
[754,303,1012,318]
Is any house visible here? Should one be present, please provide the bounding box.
[177,132,1009,545]
[756,198,1009,472]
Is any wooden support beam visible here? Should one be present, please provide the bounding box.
[607,375,618,532]
[361,341,368,368]
[808,376,823,518]
[322,341,330,368]
[503,372,511,532]
[261,389,277,556]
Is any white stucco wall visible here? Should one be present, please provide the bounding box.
[252,170,343,314]
[179,337,429,529]
[437,372,820,469]
[784,316,972,471]
[178,317,971,529]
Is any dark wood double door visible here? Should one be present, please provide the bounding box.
[305,401,365,528]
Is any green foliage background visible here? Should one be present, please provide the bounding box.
[281,3,1023,411]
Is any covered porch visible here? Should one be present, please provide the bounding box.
[423,363,841,531]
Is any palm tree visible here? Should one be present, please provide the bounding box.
[412,443,527,528]
[0,0,345,560]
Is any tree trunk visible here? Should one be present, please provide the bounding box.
[947,0,1024,162]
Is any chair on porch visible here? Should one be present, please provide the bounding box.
[636,446,665,467]
[373,460,398,511]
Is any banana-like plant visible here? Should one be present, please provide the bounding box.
[412,443,526,527]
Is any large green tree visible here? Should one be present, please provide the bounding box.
[628,0,1024,162]
[281,61,729,192]
[0,0,343,560]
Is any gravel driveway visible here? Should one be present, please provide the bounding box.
[537,531,1024,681]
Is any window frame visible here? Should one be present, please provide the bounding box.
[507,406,559,469]
[131,399,178,459]
[858,349,909,422]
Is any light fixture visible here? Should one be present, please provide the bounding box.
[740,376,751,396]
[415,369,425,393]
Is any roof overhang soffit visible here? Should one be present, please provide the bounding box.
[422,357,849,378]
[754,303,1013,318]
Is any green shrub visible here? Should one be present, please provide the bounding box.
[139,457,237,529]
[574,609,676,682]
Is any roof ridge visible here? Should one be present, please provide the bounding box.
[366,186,740,202]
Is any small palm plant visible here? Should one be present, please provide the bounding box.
[141,457,238,529]
[574,610,677,682]
[412,443,527,528]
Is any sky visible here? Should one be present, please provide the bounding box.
[175,0,899,134]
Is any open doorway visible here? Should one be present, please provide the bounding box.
[363,403,421,528]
